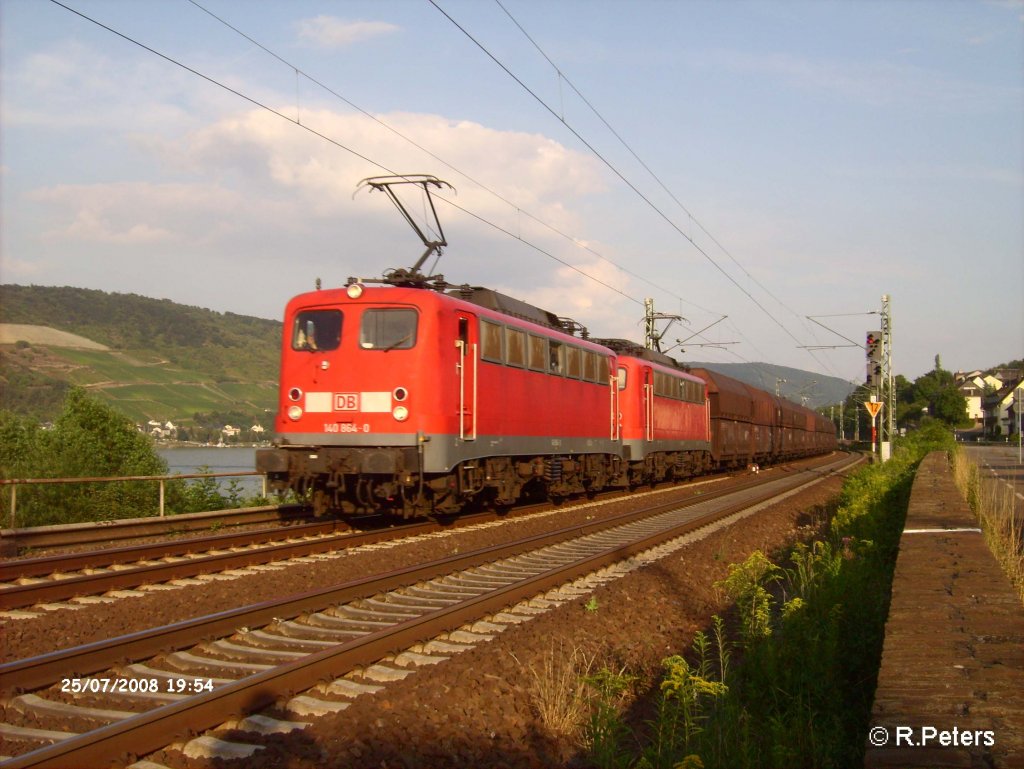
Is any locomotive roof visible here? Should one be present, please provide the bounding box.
[445,286,578,335]
[591,338,689,371]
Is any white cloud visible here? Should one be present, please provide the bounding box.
[505,254,641,341]
[295,16,399,48]
[4,40,197,133]
[0,257,46,280]
[176,107,607,233]
[13,106,616,323]
[28,182,260,245]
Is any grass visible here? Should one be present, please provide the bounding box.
[950,448,1024,603]
[95,382,274,424]
[54,348,211,384]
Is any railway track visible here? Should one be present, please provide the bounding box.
[0,505,311,555]
[0,501,608,614]
[1,517,382,614]
[0,457,836,614]
[0,452,858,768]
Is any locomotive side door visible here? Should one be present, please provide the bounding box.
[455,313,477,440]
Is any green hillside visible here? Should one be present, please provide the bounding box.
[0,285,282,430]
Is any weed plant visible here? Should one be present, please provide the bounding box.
[586,666,639,769]
[513,640,595,744]
[582,422,956,769]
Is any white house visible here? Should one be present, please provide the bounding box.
[957,370,1017,428]
[955,372,987,425]
[983,378,1024,439]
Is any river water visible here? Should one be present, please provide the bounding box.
[157,446,262,495]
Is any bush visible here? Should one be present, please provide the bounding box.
[1,388,168,527]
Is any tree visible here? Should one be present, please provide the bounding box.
[897,356,969,429]
[929,387,969,426]
[0,388,169,527]
[47,389,166,479]
[891,374,918,427]
[0,409,41,482]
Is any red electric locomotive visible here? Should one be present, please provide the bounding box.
[596,340,713,484]
[256,283,626,516]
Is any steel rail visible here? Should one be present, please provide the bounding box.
[3,456,852,688]
[0,512,488,611]
[0,478,695,607]
[0,454,857,768]
[0,518,349,582]
[0,504,304,553]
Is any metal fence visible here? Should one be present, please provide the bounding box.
[0,471,266,528]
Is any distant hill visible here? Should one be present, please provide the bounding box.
[685,361,853,409]
[0,285,282,428]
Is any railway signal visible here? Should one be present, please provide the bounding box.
[865,330,883,389]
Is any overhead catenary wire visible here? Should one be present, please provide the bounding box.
[493,0,801,320]
[47,0,640,307]
[49,0,768,357]
[436,0,842,378]
[429,2,799,334]
[184,0,717,318]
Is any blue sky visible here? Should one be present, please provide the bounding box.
[2,0,1021,388]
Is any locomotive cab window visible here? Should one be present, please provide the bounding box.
[616,366,627,391]
[292,310,342,352]
[360,309,417,350]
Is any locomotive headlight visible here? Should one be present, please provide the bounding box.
[288,387,303,402]
[346,283,364,299]
[287,405,303,421]
[392,405,409,422]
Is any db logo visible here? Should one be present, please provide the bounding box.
[335,393,358,411]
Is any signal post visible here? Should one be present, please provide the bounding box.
[865,399,883,456]
[865,295,894,461]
